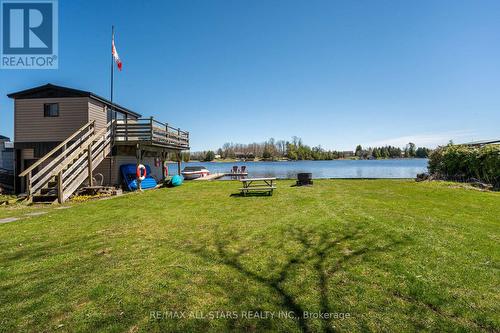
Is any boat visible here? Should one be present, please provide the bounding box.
[181,166,210,180]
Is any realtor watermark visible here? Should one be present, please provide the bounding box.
[150,310,351,321]
[1,0,58,69]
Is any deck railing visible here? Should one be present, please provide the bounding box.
[114,117,189,149]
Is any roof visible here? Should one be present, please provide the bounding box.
[0,135,9,141]
[460,139,500,146]
[7,84,141,118]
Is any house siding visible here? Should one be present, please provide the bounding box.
[14,97,89,142]
[88,99,140,132]
[88,99,107,132]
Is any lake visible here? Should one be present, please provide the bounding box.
[168,159,428,179]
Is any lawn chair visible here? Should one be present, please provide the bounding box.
[241,166,246,174]
[232,166,239,174]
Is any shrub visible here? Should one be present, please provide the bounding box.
[428,144,500,188]
[262,149,272,159]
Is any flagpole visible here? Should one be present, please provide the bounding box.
[109,25,115,185]
[110,25,114,119]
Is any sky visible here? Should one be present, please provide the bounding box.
[1,0,499,151]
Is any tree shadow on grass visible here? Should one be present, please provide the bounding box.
[187,225,411,332]
[0,233,137,332]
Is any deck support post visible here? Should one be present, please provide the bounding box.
[57,171,63,203]
[177,152,181,175]
[161,152,168,182]
[136,144,142,191]
[87,142,93,187]
[58,143,67,203]
[26,171,32,201]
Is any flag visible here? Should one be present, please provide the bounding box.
[112,33,122,71]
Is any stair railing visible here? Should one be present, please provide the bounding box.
[19,121,95,200]
[59,121,115,202]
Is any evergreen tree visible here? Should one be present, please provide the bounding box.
[204,151,215,161]
[355,145,363,157]
[408,142,416,157]
[415,147,430,158]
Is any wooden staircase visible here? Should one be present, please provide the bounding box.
[19,120,115,203]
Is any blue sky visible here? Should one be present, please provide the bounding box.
[1,0,499,151]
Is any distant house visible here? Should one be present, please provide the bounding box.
[0,135,14,171]
[340,151,354,158]
[235,152,255,160]
[0,135,14,192]
[8,83,190,202]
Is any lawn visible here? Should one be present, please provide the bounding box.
[0,195,72,220]
[0,180,498,332]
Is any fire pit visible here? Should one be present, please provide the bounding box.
[296,173,313,186]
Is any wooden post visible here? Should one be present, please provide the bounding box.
[150,117,154,142]
[161,152,167,182]
[87,142,93,187]
[125,116,128,141]
[136,144,142,191]
[165,123,169,143]
[26,171,32,200]
[177,152,181,175]
[62,143,67,159]
[57,171,63,203]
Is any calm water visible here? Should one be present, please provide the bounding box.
[168,159,428,179]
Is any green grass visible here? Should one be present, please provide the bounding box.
[0,196,70,220]
[0,180,498,332]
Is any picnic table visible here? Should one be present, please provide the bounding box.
[239,177,276,196]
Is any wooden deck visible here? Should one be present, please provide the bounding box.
[193,173,225,181]
[114,118,189,150]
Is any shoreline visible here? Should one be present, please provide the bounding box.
[180,157,428,163]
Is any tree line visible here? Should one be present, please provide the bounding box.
[355,143,431,159]
[187,137,431,161]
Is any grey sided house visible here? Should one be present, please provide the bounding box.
[0,135,14,193]
[8,84,189,203]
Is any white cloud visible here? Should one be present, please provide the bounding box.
[362,130,477,148]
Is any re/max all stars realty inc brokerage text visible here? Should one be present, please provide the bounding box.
[150,310,352,321]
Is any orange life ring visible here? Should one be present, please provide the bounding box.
[136,164,146,181]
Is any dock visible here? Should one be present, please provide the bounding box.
[192,172,249,181]
[193,173,225,181]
